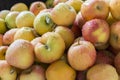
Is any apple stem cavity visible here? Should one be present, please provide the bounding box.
[96,5,102,10]
[45,45,49,49]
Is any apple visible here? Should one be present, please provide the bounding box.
[31,37,41,47]
[82,19,110,47]
[67,40,96,71]
[10,2,28,12]
[29,1,47,16]
[0,18,7,34]
[3,28,19,45]
[0,46,8,60]
[19,65,45,80]
[0,60,17,80]
[34,32,65,63]
[0,10,10,20]
[14,27,36,41]
[34,12,55,35]
[5,39,35,69]
[81,0,109,21]
[109,0,120,20]
[45,0,54,8]
[5,11,19,29]
[66,0,83,13]
[51,3,77,26]
[0,34,3,46]
[54,26,75,49]
[53,0,68,6]
[16,11,35,28]
[109,21,120,50]
[46,60,76,80]
[114,53,120,74]
[95,50,114,65]
[87,63,119,80]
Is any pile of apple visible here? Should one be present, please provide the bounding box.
[0,0,120,80]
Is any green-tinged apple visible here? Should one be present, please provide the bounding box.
[0,34,3,46]
[53,0,67,6]
[16,11,35,28]
[3,28,19,45]
[95,50,114,65]
[30,1,47,16]
[51,3,76,26]
[19,65,45,80]
[34,32,65,63]
[0,10,10,20]
[114,53,120,74]
[81,0,109,21]
[10,3,28,12]
[5,11,19,29]
[14,27,36,41]
[109,21,120,50]
[109,0,120,20]
[87,63,119,80]
[0,60,17,80]
[54,26,75,49]
[68,40,96,71]
[5,39,34,69]
[0,18,7,34]
[66,0,83,13]
[82,19,110,47]
[46,60,76,80]
[31,37,41,47]
[0,46,8,60]
[34,12,55,35]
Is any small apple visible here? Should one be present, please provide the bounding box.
[29,1,47,16]
[0,10,10,20]
[3,28,19,45]
[34,32,65,63]
[81,0,109,21]
[54,26,75,49]
[109,21,120,50]
[5,39,35,69]
[87,63,119,80]
[46,60,76,80]
[34,12,55,35]
[68,40,96,71]
[51,3,77,26]
[0,60,17,80]
[5,11,19,29]
[14,27,36,41]
[10,2,28,12]
[0,46,8,60]
[19,65,45,80]
[82,19,110,46]
[16,11,35,28]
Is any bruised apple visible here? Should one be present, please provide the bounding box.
[5,39,34,69]
[68,40,96,71]
[34,32,65,63]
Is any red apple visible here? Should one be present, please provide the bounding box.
[68,40,96,71]
[81,0,109,21]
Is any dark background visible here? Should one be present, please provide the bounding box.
[0,0,46,10]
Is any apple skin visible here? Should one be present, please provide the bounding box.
[68,40,96,71]
[34,12,55,35]
[51,3,77,26]
[0,46,8,60]
[82,19,110,46]
[53,0,68,6]
[5,39,35,69]
[54,26,75,49]
[81,0,109,21]
[3,28,19,45]
[34,32,65,63]
[0,34,3,46]
[30,1,46,16]
[31,37,41,47]
[0,60,17,80]
[114,53,120,74]
[0,10,10,20]
[87,63,119,80]
[19,65,45,80]
[109,21,120,50]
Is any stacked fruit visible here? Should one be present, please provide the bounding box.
[0,0,120,80]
